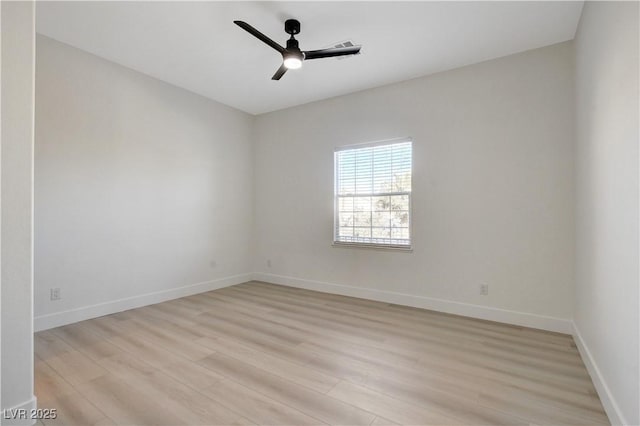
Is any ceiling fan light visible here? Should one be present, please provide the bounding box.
[283,57,302,69]
[283,51,303,69]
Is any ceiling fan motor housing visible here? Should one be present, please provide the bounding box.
[285,19,301,35]
[286,38,300,50]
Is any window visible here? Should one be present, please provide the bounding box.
[334,139,412,249]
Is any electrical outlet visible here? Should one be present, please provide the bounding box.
[50,288,61,301]
[267,259,272,268]
[480,284,489,296]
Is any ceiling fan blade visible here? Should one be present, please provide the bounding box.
[271,64,288,80]
[303,45,361,60]
[234,21,285,53]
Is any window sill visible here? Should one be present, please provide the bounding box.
[332,242,413,252]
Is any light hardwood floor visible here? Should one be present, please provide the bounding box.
[34,281,608,425]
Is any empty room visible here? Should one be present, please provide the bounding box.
[1,1,638,425]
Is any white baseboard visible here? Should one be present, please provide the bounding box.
[572,322,624,425]
[2,395,37,426]
[252,272,573,334]
[34,271,572,334]
[34,273,252,331]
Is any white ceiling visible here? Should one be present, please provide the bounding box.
[36,1,583,115]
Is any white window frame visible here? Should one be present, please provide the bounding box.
[333,137,413,251]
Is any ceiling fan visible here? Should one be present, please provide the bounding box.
[234,19,362,80]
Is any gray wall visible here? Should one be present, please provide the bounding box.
[574,2,639,424]
[253,42,575,331]
[34,36,254,329]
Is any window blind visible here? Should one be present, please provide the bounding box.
[334,140,412,248]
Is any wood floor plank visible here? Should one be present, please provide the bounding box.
[200,378,327,425]
[191,311,305,356]
[96,351,158,379]
[129,370,254,425]
[195,326,372,384]
[130,305,203,331]
[105,333,189,368]
[198,352,376,425]
[50,323,122,361]
[124,318,215,361]
[327,380,462,425]
[35,330,75,360]
[199,293,389,351]
[196,308,306,346]
[158,358,225,391]
[477,389,610,425]
[34,357,76,399]
[37,391,112,426]
[354,372,530,425]
[44,349,109,386]
[370,416,400,426]
[92,353,253,425]
[195,336,341,393]
[34,281,608,426]
[75,374,191,426]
